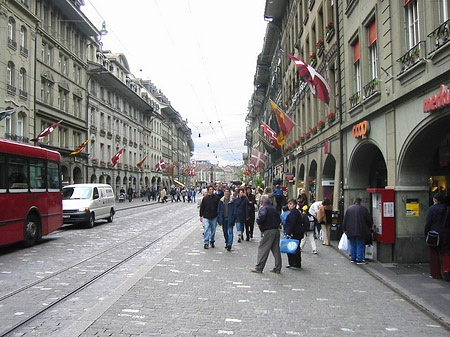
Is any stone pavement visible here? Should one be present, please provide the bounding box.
[67,202,450,336]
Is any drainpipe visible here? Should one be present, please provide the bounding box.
[336,0,344,215]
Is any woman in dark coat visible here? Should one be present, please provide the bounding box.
[424,193,450,280]
[245,186,256,241]
[234,188,248,243]
[285,199,305,268]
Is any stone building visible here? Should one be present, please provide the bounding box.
[247,0,450,263]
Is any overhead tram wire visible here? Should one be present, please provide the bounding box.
[87,0,242,164]
[186,0,241,161]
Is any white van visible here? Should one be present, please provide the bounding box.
[62,184,115,228]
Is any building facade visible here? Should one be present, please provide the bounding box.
[247,0,450,263]
[0,0,194,196]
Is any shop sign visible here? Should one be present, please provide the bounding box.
[423,85,450,113]
[352,121,370,139]
[285,173,294,181]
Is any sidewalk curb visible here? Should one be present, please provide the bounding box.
[333,244,450,331]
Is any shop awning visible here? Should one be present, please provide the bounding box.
[173,179,185,187]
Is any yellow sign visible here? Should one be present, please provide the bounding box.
[406,199,419,216]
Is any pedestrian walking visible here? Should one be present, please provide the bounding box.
[234,188,249,243]
[280,205,290,236]
[424,193,450,280]
[300,205,318,254]
[250,195,282,274]
[199,185,220,249]
[342,197,373,264]
[127,186,133,202]
[217,187,236,251]
[285,199,305,269]
[317,198,333,246]
[245,186,256,241]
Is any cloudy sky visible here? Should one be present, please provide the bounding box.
[81,0,268,167]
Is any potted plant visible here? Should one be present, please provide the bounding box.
[317,120,325,131]
[311,126,318,135]
[327,112,336,124]
[326,21,335,39]
[316,39,325,55]
[310,52,317,63]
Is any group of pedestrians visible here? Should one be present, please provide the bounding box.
[169,187,197,203]
[199,185,257,251]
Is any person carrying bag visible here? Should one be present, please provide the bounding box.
[424,193,450,280]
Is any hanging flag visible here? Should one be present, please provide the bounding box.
[0,108,16,121]
[271,100,295,146]
[166,162,177,177]
[251,148,267,170]
[156,158,166,172]
[261,123,280,148]
[288,54,331,104]
[259,135,276,154]
[111,148,124,167]
[31,120,62,142]
[136,156,147,170]
[70,138,91,156]
[191,160,196,168]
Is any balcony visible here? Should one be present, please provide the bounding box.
[7,84,16,95]
[5,133,29,143]
[349,91,360,109]
[8,38,17,50]
[19,89,28,99]
[362,78,379,99]
[90,125,97,134]
[115,135,121,142]
[397,41,426,73]
[427,18,450,56]
[100,129,106,137]
[20,46,28,57]
[107,131,113,139]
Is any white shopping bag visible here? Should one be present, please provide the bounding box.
[338,233,350,251]
[365,245,374,260]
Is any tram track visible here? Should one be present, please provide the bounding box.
[0,203,197,337]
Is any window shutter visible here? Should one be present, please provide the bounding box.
[354,41,360,63]
[369,21,377,46]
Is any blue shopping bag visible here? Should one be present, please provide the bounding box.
[279,238,300,254]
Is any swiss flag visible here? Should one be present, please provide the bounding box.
[111,148,124,167]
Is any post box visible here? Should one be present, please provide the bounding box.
[366,188,395,243]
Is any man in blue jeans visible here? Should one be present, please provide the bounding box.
[342,197,373,264]
[199,185,220,249]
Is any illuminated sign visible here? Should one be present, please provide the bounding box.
[423,85,450,113]
[352,121,370,139]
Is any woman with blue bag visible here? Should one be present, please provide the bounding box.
[285,199,305,269]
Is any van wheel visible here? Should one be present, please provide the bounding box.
[86,213,95,228]
[107,209,114,223]
[24,214,41,247]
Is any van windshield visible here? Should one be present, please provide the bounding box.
[62,187,92,200]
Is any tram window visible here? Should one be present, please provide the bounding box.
[0,155,6,192]
[47,161,60,191]
[30,159,46,191]
[8,157,28,191]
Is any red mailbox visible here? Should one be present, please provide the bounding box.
[366,188,395,244]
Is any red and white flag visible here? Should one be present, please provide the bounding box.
[288,54,331,105]
[155,158,166,171]
[111,148,124,167]
[251,148,266,170]
[261,123,280,148]
[31,120,62,142]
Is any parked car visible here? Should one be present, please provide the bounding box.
[62,184,115,228]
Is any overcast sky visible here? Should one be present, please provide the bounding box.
[81,0,268,167]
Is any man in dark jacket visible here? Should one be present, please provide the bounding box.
[424,193,450,280]
[217,187,236,251]
[250,195,282,273]
[342,197,373,264]
[200,185,220,249]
